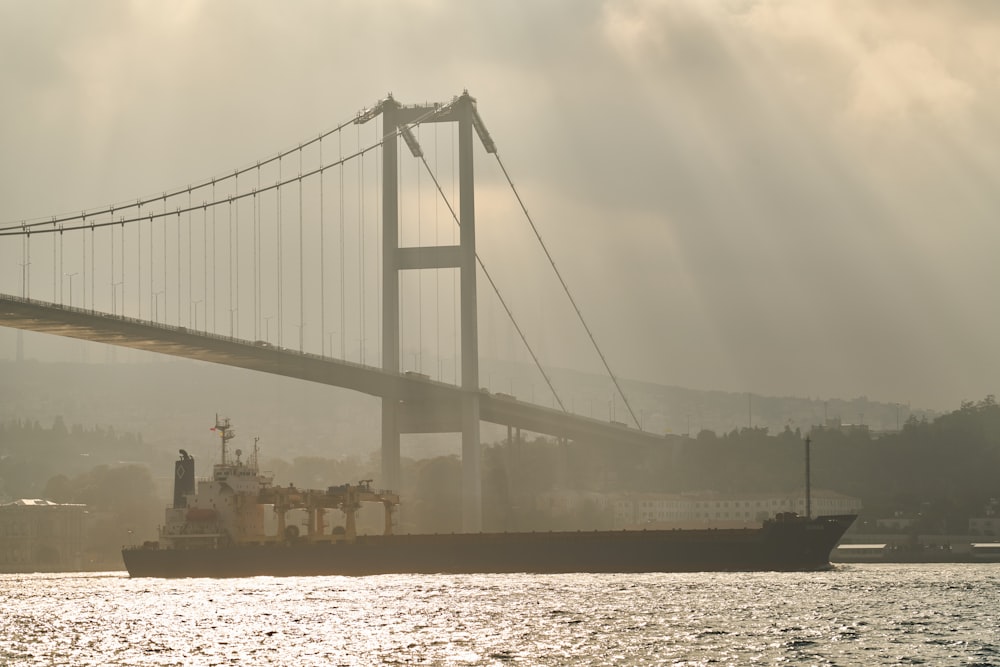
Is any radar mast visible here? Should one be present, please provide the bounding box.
[212,415,236,465]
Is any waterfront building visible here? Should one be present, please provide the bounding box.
[0,499,86,573]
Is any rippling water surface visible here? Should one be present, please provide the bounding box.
[2,564,999,665]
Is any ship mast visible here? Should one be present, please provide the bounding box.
[213,415,236,465]
[804,435,812,519]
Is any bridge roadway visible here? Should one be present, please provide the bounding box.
[0,294,670,449]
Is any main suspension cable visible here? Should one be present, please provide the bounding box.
[408,141,567,412]
[492,152,641,429]
[0,114,366,232]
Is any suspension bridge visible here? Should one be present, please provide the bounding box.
[0,91,668,532]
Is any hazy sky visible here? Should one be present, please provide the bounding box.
[1,1,998,411]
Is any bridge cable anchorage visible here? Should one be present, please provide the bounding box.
[400,124,566,413]
[494,151,641,429]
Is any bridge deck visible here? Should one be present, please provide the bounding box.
[0,294,672,448]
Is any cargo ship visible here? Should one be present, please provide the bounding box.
[122,418,856,578]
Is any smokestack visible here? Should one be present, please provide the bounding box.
[173,450,195,508]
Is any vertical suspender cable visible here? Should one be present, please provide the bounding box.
[81,218,86,308]
[176,207,180,325]
[202,199,208,331]
[255,165,261,340]
[452,125,458,383]
[375,117,382,367]
[396,132,403,369]
[235,172,240,337]
[188,189,192,327]
[152,211,158,319]
[299,146,304,352]
[162,196,167,324]
[339,129,346,360]
[277,157,283,347]
[358,125,365,364]
[320,136,325,356]
[416,126,422,373]
[415,149,566,412]
[212,181,217,333]
[203,202,207,331]
[138,205,142,319]
[110,224,115,314]
[59,227,63,305]
[434,124,440,380]
[493,153,641,429]
[149,209,154,319]
[79,219,85,308]
[228,192,234,335]
[119,210,124,316]
[90,223,94,311]
[53,225,57,302]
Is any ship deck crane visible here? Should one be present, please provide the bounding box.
[259,480,400,543]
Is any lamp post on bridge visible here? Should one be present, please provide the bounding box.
[63,272,78,308]
[263,315,274,345]
[325,331,337,358]
[192,300,203,331]
[19,261,30,298]
[111,281,122,316]
[153,291,164,322]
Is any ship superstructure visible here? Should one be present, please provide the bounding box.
[158,417,399,551]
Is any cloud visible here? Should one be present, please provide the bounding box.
[1,0,998,409]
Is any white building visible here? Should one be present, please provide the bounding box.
[612,489,861,529]
[0,499,87,573]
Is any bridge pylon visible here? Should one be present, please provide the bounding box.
[365,92,492,533]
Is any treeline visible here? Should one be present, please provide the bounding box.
[385,396,1000,534]
[43,465,162,568]
[5,397,999,542]
[0,418,148,500]
[0,418,160,566]
[681,396,1000,531]
[474,396,1000,534]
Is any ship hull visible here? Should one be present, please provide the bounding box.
[123,514,856,578]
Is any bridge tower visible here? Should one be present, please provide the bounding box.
[364,92,493,533]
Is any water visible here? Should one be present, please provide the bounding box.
[2,564,998,666]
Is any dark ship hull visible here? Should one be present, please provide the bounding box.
[122,514,856,578]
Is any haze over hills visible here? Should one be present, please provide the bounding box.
[0,339,935,466]
[1,2,997,434]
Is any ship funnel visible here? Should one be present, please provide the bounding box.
[173,449,195,508]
